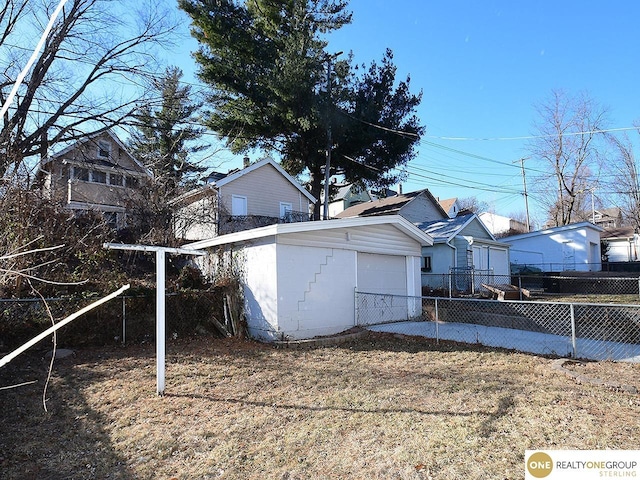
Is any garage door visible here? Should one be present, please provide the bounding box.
[357,253,407,296]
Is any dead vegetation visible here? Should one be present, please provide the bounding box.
[1,332,639,480]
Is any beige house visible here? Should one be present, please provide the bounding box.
[173,157,316,241]
[38,130,150,228]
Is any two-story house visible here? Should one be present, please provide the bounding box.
[173,157,317,241]
[37,130,150,228]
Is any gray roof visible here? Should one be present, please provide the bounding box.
[414,213,476,241]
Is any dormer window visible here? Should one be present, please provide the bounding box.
[98,140,111,158]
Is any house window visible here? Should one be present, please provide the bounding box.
[421,256,432,273]
[97,140,111,158]
[231,195,247,216]
[280,202,293,221]
[125,176,139,188]
[104,212,118,228]
[109,173,123,186]
[91,170,107,184]
[73,167,89,181]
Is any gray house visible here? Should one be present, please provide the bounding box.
[416,213,510,290]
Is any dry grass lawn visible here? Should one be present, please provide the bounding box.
[1,332,639,480]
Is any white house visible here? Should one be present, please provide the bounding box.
[478,212,528,237]
[186,216,433,341]
[501,222,603,272]
[601,227,640,262]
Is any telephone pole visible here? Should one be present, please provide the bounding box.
[518,157,531,231]
[322,51,342,220]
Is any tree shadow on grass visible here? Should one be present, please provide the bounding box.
[0,349,134,480]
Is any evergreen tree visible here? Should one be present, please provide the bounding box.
[179,0,423,219]
[128,66,208,244]
[129,66,207,193]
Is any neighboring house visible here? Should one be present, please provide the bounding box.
[478,212,528,237]
[187,215,433,341]
[438,197,460,218]
[173,157,316,241]
[601,227,640,262]
[415,213,511,290]
[501,222,603,272]
[336,189,448,224]
[37,130,150,228]
[593,208,623,229]
[336,190,511,289]
[324,182,372,218]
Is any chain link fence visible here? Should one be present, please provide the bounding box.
[421,271,640,298]
[0,290,228,350]
[355,291,640,362]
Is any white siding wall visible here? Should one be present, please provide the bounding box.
[219,164,310,217]
[508,227,602,272]
[277,223,422,257]
[607,237,640,262]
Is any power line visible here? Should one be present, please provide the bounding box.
[424,126,639,141]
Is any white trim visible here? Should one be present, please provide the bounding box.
[67,201,127,213]
[185,215,433,250]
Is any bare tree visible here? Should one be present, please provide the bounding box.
[457,196,488,214]
[0,0,179,177]
[528,90,608,226]
[608,133,640,232]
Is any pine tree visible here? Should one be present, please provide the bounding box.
[179,0,423,219]
[128,66,208,243]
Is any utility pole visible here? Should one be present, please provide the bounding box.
[518,157,531,231]
[322,51,342,220]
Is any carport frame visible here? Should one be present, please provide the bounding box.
[104,243,206,395]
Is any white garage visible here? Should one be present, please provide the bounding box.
[187,215,432,341]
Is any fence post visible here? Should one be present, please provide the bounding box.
[518,275,522,300]
[448,271,452,298]
[570,303,577,358]
[354,288,358,326]
[435,297,439,344]
[638,277,640,300]
[122,296,126,346]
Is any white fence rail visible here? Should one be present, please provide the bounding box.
[355,291,640,362]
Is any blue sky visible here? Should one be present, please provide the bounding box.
[176,1,640,225]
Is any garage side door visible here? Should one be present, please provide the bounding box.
[357,253,407,296]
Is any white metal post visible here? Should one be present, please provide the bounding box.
[156,249,166,396]
[103,243,205,395]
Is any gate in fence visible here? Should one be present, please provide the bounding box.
[355,291,640,362]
